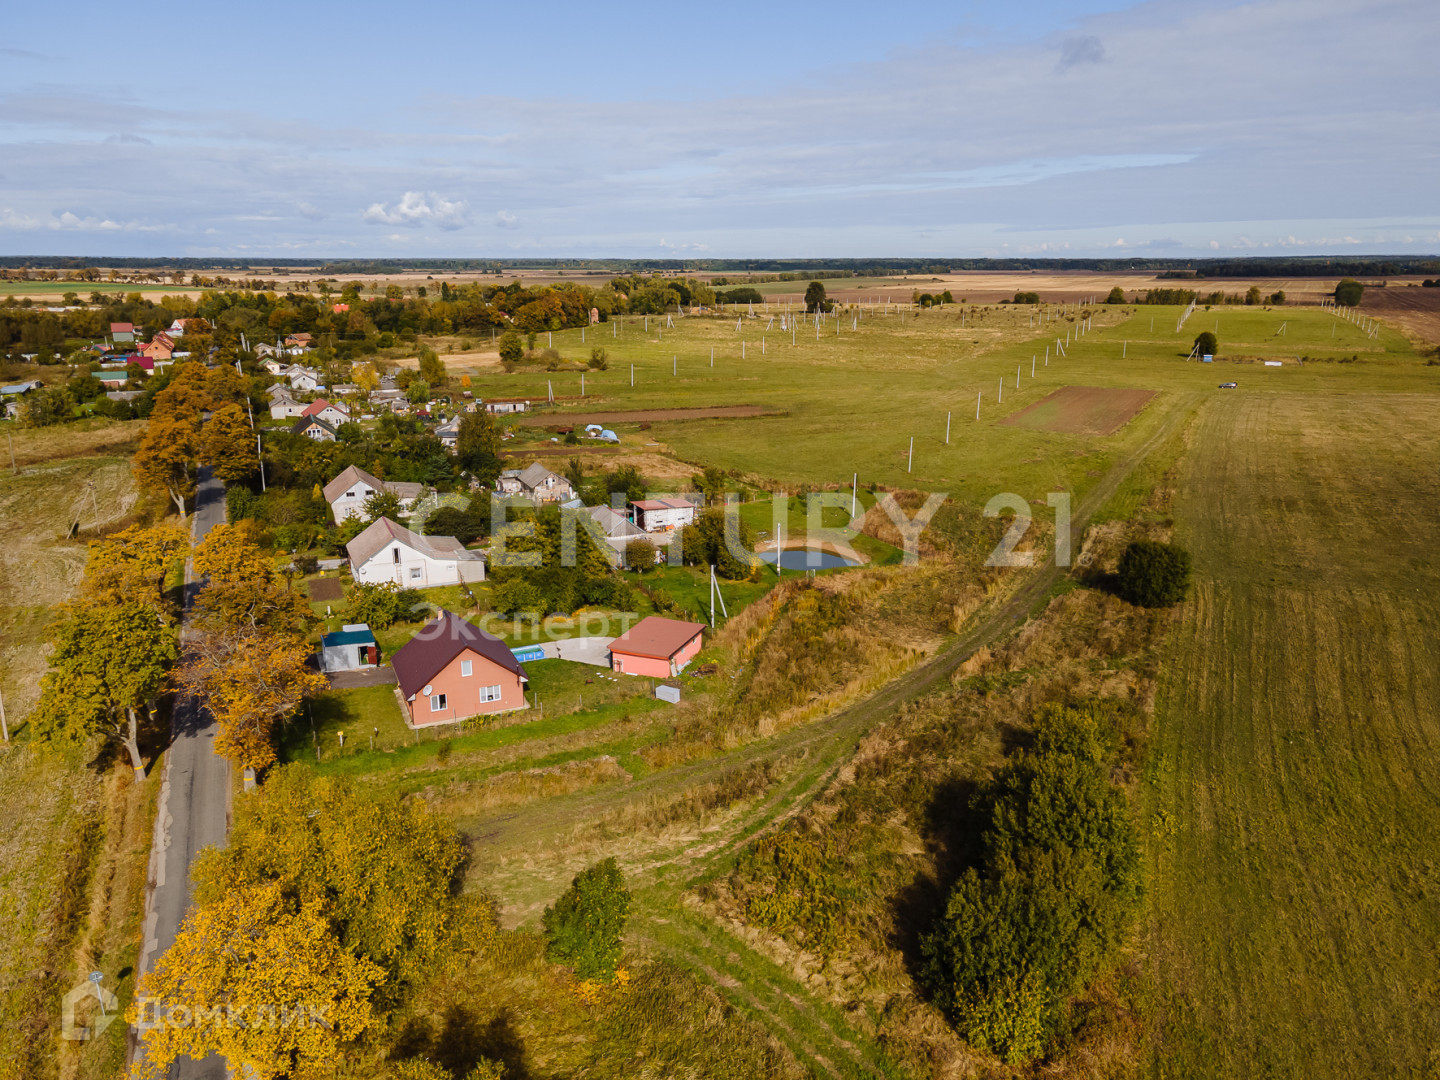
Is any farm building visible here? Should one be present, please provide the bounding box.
[496,462,575,503]
[608,616,705,678]
[323,464,425,524]
[346,516,485,587]
[630,496,699,533]
[391,610,528,726]
[318,624,378,673]
[482,398,529,415]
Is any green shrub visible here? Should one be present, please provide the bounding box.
[1193,330,1218,356]
[920,702,1142,1063]
[1116,539,1192,607]
[1104,286,1126,304]
[543,858,630,980]
[1334,278,1364,307]
[588,346,608,370]
[345,580,422,630]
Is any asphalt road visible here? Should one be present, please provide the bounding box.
[135,467,229,1080]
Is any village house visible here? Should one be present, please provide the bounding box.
[300,398,350,427]
[109,322,135,344]
[284,332,314,351]
[291,415,337,441]
[495,462,575,503]
[288,367,325,393]
[586,505,649,564]
[608,616,706,678]
[390,610,527,727]
[346,516,485,587]
[435,416,461,450]
[141,332,174,361]
[268,386,305,419]
[629,496,699,533]
[322,464,425,524]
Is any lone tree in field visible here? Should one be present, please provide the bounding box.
[1105,286,1126,304]
[1116,540,1192,607]
[543,857,631,980]
[1334,278,1365,307]
[804,280,828,313]
[498,331,524,365]
[1193,330,1218,356]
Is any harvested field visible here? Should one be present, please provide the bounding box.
[998,384,1156,435]
[1360,286,1440,345]
[518,405,780,426]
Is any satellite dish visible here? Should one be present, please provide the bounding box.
[422,684,433,696]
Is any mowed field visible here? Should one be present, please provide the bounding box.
[1145,392,1440,1078]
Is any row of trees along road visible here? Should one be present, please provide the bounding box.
[133,360,259,516]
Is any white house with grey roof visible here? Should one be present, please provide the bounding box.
[495,461,575,503]
[323,465,426,525]
[345,516,485,588]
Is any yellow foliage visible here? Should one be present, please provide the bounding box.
[131,882,384,1080]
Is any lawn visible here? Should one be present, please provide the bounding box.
[288,657,672,782]
[1144,391,1440,1078]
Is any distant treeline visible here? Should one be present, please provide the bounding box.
[1,255,1438,277]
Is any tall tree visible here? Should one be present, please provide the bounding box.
[193,523,312,633]
[180,625,326,771]
[202,402,258,484]
[81,521,189,611]
[135,414,201,515]
[456,410,501,483]
[132,882,385,1080]
[31,601,177,776]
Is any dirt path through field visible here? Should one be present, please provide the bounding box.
[462,389,1203,1076]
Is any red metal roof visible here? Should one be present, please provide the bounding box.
[609,616,705,661]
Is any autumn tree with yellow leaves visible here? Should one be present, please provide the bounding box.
[202,402,259,484]
[131,882,385,1080]
[133,767,497,1077]
[182,523,322,770]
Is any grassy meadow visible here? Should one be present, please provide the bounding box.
[470,302,1430,510]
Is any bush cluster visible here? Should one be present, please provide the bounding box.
[1116,539,1192,608]
[920,701,1142,1063]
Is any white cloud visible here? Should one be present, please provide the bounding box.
[493,210,518,228]
[362,191,468,230]
[1058,35,1106,69]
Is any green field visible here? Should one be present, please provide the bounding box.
[469,304,1428,508]
[1145,392,1440,1077]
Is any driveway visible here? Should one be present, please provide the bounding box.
[326,666,398,690]
[533,635,615,667]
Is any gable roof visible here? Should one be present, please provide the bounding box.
[517,461,561,489]
[588,505,645,538]
[345,515,480,568]
[391,610,524,699]
[322,464,425,504]
[291,415,336,436]
[302,397,346,418]
[609,616,706,660]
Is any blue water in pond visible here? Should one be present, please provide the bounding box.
[759,550,858,570]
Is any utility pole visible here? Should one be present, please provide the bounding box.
[257,435,267,492]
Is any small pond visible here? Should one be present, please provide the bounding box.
[759,549,860,570]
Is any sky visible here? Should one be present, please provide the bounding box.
[0,0,1436,260]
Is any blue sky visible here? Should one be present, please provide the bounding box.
[0,0,1435,258]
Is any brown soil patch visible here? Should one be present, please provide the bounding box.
[517,405,779,426]
[306,577,344,601]
[1361,287,1440,345]
[999,385,1156,436]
